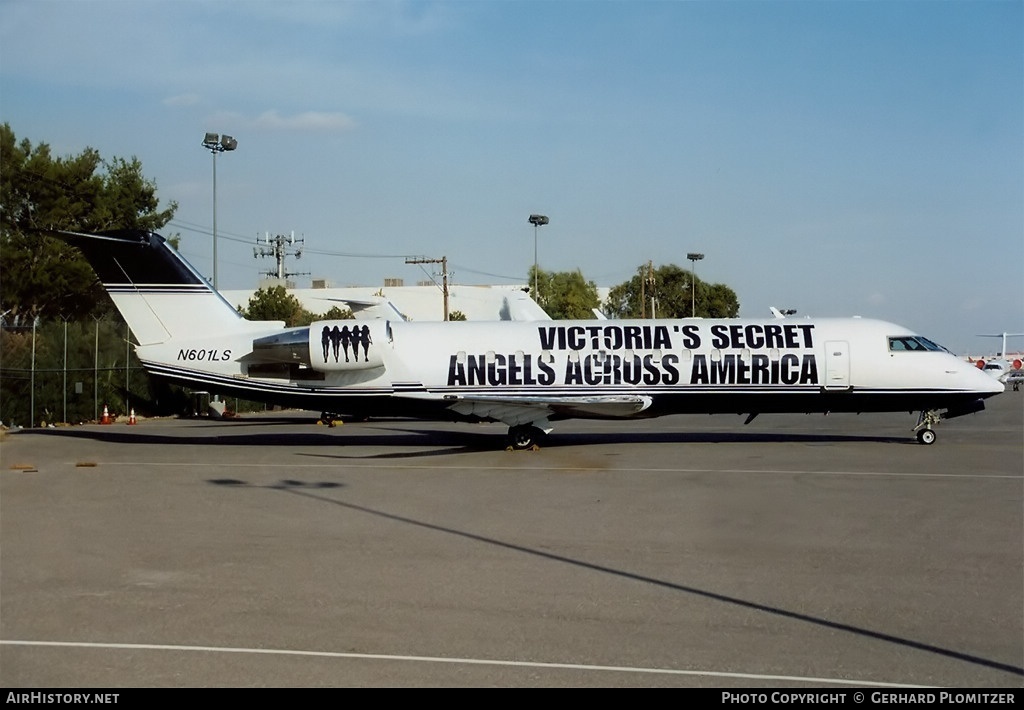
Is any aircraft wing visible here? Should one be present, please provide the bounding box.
[431,393,654,427]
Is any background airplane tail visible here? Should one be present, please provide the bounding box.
[52,229,258,345]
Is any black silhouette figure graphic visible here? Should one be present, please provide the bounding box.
[360,325,373,362]
[321,325,331,363]
[340,325,352,362]
[349,325,363,362]
[330,325,342,362]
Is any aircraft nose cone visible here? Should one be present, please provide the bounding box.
[978,368,1006,394]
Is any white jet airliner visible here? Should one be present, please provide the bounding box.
[972,333,1024,383]
[52,229,1003,448]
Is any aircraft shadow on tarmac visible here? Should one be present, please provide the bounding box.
[19,422,913,458]
[203,477,1024,682]
[20,426,490,459]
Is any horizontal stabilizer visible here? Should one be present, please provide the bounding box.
[48,229,204,287]
[316,296,407,321]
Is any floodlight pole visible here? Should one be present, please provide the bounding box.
[212,148,218,289]
[687,252,704,317]
[201,133,238,290]
[528,214,549,301]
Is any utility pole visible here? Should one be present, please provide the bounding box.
[405,256,450,320]
[254,232,309,283]
[640,267,645,319]
[641,260,654,319]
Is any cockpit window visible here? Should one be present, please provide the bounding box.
[888,336,949,353]
[915,337,949,353]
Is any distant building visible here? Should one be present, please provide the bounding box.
[257,277,296,290]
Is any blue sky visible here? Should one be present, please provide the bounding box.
[2,0,1021,355]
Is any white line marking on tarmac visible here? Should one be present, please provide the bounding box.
[0,639,928,687]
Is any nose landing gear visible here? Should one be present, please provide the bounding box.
[913,410,940,445]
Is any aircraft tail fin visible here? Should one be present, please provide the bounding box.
[50,229,260,345]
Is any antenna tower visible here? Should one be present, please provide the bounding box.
[254,231,310,282]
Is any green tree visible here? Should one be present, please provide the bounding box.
[1,124,179,322]
[528,266,600,320]
[702,282,742,318]
[319,306,355,321]
[237,290,354,326]
[448,310,467,321]
[239,286,305,325]
[604,263,740,319]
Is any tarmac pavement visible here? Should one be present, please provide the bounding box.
[1,393,1021,687]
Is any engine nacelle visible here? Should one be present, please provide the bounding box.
[309,320,386,372]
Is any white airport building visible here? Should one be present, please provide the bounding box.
[221,279,554,322]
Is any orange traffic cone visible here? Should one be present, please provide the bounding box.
[101,404,112,425]
[127,408,137,425]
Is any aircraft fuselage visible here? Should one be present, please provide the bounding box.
[137,315,1001,420]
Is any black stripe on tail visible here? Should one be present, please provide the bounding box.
[53,229,207,288]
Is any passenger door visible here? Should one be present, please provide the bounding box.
[824,341,851,390]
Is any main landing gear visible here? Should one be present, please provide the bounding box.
[507,424,546,451]
[913,410,940,445]
[318,411,341,428]
[318,412,370,427]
